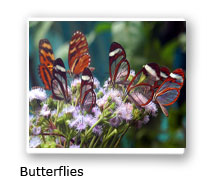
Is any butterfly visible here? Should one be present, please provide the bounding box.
[108,42,130,87]
[38,39,55,90]
[68,31,92,76]
[126,63,161,107]
[80,67,96,112]
[153,68,185,116]
[51,58,70,103]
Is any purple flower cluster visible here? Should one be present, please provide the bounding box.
[116,103,133,121]
[29,72,159,148]
[68,106,102,134]
[97,88,123,108]
[32,126,41,135]
[29,88,47,102]
[40,104,50,117]
[29,136,42,148]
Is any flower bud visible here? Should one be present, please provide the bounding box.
[109,102,116,110]
[56,117,65,125]
[107,96,112,103]
[133,108,142,120]
[97,91,104,99]
[46,97,57,110]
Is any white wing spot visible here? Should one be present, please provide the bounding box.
[55,65,66,72]
[82,75,90,81]
[170,73,183,82]
[160,72,168,79]
[145,64,159,80]
[109,48,121,57]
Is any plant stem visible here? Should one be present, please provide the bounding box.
[54,101,60,126]
[114,123,130,148]
[102,129,117,147]
[41,134,46,143]
[93,134,102,148]
[109,134,117,148]
[75,95,80,107]
[123,95,128,103]
[80,116,103,147]
[89,135,96,148]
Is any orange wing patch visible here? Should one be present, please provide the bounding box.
[68,31,90,75]
[38,39,55,90]
[39,39,55,74]
[38,64,52,90]
[73,53,91,75]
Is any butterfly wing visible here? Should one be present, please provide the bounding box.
[71,53,91,75]
[68,31,90,75]
[127,63,160,92]
[143,63,160,82]
[51,58,70,102]
[109,42,130,85]
[153,66,171,89]
[39,39,55,90]
[169,68,185,89]
[128,83,154,106]
[159,104,169,117]
[39,39,54,73]
[81,90,96,113]
[154,88,180,117]
[155,88,180,106]
[156,68,185,93]
[154,69,185,117]
[160,66,170,80]
[114,59,130,85]
[80,68,96,112]
[38,64,52,90]
[80,67,94,100]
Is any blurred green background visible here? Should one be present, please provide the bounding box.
[29,21,186,148]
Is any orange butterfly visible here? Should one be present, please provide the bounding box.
[68,31,93,76]
[38,39,55,90]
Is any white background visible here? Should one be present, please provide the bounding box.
[0,0,206,186]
